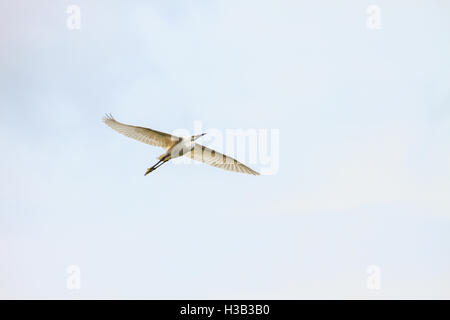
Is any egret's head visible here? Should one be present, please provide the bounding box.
[191,133,206,141]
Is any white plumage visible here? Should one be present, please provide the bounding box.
[103,114,260,176]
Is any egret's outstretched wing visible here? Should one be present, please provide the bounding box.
[103,114,178,149]
[184,144,260,175]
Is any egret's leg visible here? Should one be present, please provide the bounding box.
[145,160,161,175]
[144,160,168,176]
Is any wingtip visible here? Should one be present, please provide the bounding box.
[247,167,260,176]
[102,113,115,123]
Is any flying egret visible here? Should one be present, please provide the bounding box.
[103,114,260,176]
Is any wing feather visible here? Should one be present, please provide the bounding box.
[184,143,260,175]
[103,114,178,149]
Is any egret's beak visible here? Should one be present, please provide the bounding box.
[192,133,207,141]
[196,133,206,139]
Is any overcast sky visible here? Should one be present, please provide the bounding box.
[1,0,449,299]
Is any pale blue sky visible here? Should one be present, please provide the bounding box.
[0,0,449,299]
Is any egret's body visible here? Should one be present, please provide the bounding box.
[103,114,259,176]
[162,137,195,160]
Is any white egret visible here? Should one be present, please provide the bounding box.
[103,114,260,176]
